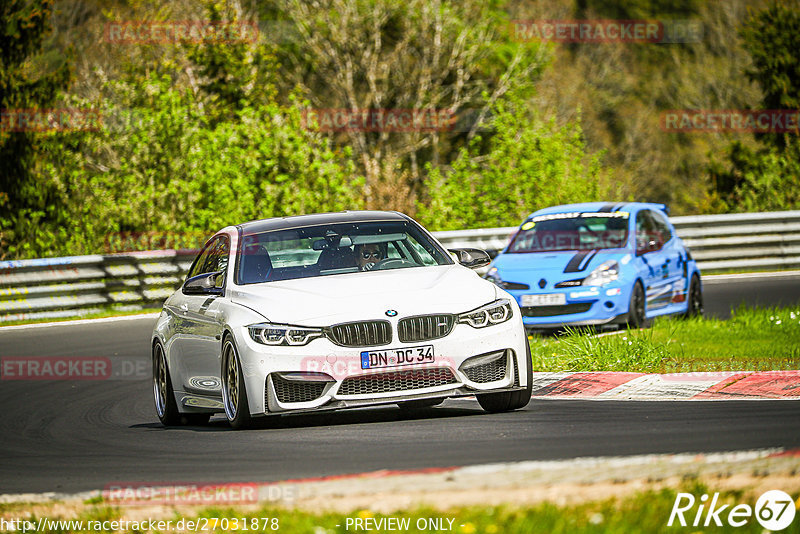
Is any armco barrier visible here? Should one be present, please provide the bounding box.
[1,211,799,322]
[0,250,196,322]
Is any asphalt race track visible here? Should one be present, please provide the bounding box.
[1,273,799,495]
[702,271,800,318]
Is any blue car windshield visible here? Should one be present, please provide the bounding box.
[507,212,629,253]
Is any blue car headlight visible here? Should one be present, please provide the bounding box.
[247,323,324,346]
[582,260,620,286]
[484,267,503,287]
[458,299,513,328]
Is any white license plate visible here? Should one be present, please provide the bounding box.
[360,345,434,370]
[521,293,566,306]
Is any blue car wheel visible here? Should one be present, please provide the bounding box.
[627,281,648,328]
[684,274,703,317]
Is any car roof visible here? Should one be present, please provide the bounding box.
[237,210,411,235]
[526,202,669,219]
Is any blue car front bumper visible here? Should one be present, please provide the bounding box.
[506,283,633,328]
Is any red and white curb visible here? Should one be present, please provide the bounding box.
[531,371,800,400]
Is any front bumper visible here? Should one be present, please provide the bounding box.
[507,284,631,328]
[236,320,528,416]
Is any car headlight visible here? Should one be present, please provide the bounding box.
[484,267,503,287]
[582,260,620,286]
[247,323,323,346]
[458,299,513,328]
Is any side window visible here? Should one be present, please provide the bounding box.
[406,239,438,266]
[386,242,402,259]
[187,235,229,287]
[635,211,660,254]
[204,238,229,274]
[187,242,214,280]
[650,210,673,244]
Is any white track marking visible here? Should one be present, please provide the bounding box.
[598,372,740,400]
[0,313,160,331]
[703,270,800,283]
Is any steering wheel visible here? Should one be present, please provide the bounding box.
[370,258,418,271]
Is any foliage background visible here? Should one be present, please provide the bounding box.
[1,0,798,259]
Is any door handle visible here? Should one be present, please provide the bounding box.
[180,303,188,313]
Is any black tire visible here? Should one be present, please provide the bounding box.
[477,340,533,413]
[684,274,703,318]
[153,342,181,426]
[626,281,649,328]
[222,336,252,430]
[397,399,444,410]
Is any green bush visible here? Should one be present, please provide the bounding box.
[417,94,612,231]
[17,75,364,258]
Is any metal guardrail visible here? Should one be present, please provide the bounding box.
[670,211,800,271]
[2,211,799,322]
[0,251,196,322]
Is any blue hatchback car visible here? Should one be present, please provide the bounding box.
[486,202,703,330]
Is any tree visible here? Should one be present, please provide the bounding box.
[188,0,277,117]
[0,0,71,259]
[3,0,364,259]
[417,93,615,230]
[269,0,548,213]
[37,75,364,258]
[709,1,800,212]
[531,0,768,215]
[739,0,800,150]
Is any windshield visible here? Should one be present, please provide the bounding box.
[236,220,452,284]
[507,212,630,253]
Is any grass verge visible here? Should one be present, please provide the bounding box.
[1,483,797,533]
[530,305,800,373]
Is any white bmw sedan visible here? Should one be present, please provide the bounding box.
[152,211,532,429]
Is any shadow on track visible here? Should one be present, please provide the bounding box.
[131,403,489,432]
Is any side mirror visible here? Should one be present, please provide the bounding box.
[449,248,491,269]
[183,271,224,296]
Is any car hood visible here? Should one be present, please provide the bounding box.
[228,265,498,325]
[492,249,632,280]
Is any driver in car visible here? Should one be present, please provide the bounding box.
[355,243,385,271]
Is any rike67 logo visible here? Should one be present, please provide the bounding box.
[668,490,797,530]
